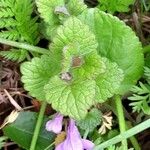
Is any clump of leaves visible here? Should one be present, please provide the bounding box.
[19,1,144,120]
[128,67,150,115]
[0,0,39,62]
[21,16,124,120]
[97,0,135,14]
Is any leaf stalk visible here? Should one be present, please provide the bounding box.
[29,101,47,150]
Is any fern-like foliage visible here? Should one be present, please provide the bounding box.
[144,67,150,84]
[0,49,28,62]
[0,0,39,62]
[128,81,150,115]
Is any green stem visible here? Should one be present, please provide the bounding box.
[115,95,128,150]
[29,102,47,150]
[106,102,140,150]
[44,142,55,150]
[127,122,141,150]
[83,128,89,139]
[0,38,49,55]
[94,118,150,150]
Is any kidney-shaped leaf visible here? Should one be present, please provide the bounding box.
[21,55,61,101]
[79,9,144,94]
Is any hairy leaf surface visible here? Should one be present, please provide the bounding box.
[72,52,106,80]
[96,58,124,102]
[36,0,64,25]
[77,108,102,131]
[45,76,96,120]
[50,17,98,58]
[21,55,61,101]
[66,0,87,16]
[79,9,144,94]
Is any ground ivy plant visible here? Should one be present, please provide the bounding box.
[0,0,146,150]
[20,5,143,121]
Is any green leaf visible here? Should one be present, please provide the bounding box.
[66,0,87,16]
[144,67,150,84]
[20,55,61,101]
[96,58,124,102]
[142,101,150,115]
[0,30,19,40]
[3,111,55,150]
[0,49,28,62]
[50,17,98,58]
[77,108,102,131]
[72,52,106,80]
[0,0,39,44]
[79,9,144,94]
[145,54,150,68]
[36,0,64,25]
[98,0,135,13]
[128,82,150,114]
[14,0,39,44]
[45,76,96,120]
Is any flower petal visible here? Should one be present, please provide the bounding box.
[55,142,64,150]
[55,119,83,150]
[46,113,63,134]
[65,119,83,150]
[82,139,95,150]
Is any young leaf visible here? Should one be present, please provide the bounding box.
[66,0,87,16]
[45,76,96,120]
[36,0,64,25]
[21,55,61,101]
[50,17,98,58]
[77,108,102,131]
[72,52,106,80]
[3,111,55,150]
[96,58,124,102]
[79,9,144,94]
[98,0,135,14]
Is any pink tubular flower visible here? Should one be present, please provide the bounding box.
[46,113,63,134]
[55,119,95,150]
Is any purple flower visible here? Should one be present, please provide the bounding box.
[56,119,95,150]
[46,113,63,134]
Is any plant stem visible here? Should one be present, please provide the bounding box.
[83,128,89,139]
[115,95,128,150]
[0,38,49,55]
[29,102,47,150]
[94,118,150,150]
[107,101,140,150]
[44,142,55,150]
[127,122,141,150]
